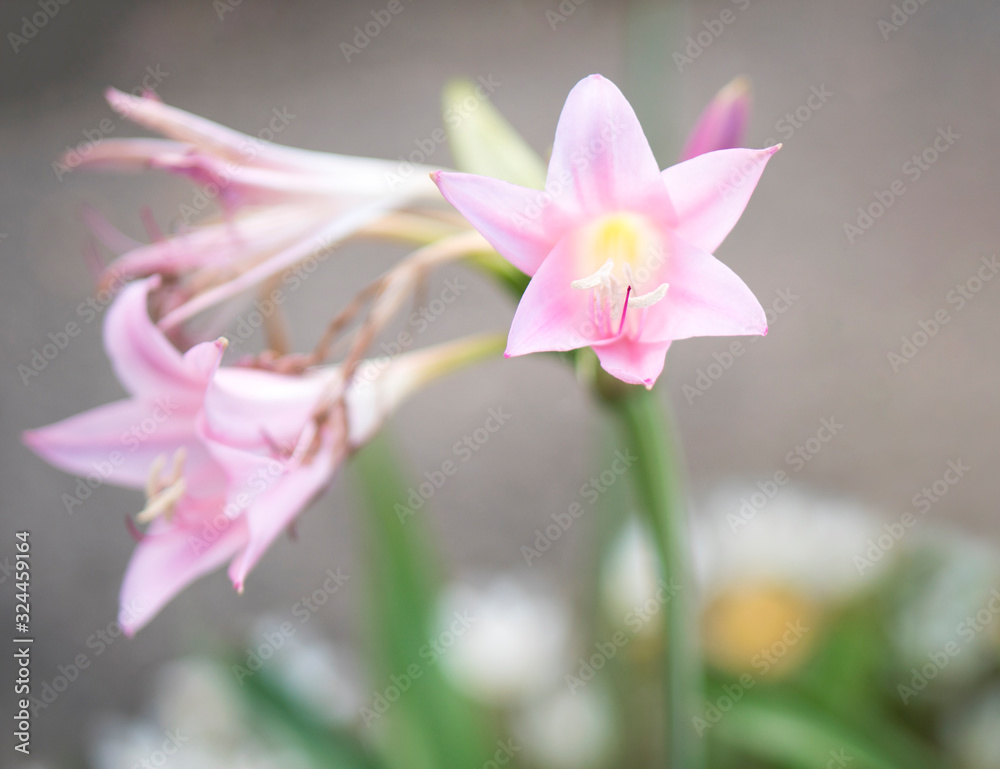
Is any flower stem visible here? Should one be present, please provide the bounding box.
[611,386,703,769]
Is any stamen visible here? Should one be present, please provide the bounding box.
[145,454,167,499]
[628,282,669,309]
[571,258,615,290]
[136,448,188,524]
[135,478,187,524]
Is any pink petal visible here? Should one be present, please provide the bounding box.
[64,138,190,173]
[227,427,341,589]
[156,194,406,331]
[592,337,672,389]
[679,76,752,162]
[23,397,226,498]
[118,513,248,636]
[104,277,225,397]
[433,171,558,276]
[505,233,596,357]
[202,366,334,451]
[106,89,262,166]
[661,146,780,255]
[643,238,767,342]
[547,75,667,216]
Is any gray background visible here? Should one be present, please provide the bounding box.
[1,0,998,765]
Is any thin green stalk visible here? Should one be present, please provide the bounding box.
[610,385,703,769]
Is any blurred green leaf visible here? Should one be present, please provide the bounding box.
[352,430,493,769]
[712,692,943,769]
[237,664,385,769]
[443,78,547,188]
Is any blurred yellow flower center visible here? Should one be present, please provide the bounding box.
[701,583,818,678]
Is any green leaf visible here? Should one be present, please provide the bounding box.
[351,430,493,769]
[712,692,943,769]
[443,78,547,188]
[236,662,386,769]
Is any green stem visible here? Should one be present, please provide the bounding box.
[610,386,703,769]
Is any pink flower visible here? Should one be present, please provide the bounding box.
[679,75,752,162]
[24,278,496,634]
[433,74,778,387]
[74,89,440,335]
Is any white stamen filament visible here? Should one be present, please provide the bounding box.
[136,447,187,524]
[628,282,669,308]
[570,258,615,290]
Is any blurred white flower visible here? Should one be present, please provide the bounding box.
[513,687,615,769]
[437,576,570,705]
[249,617,364,725]
[694,485,887,602]
[891,530,1000,689]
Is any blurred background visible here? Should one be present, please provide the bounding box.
[2,0,1000,766]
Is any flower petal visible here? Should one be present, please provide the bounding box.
[547,75,666,215]
[678,76,752,162]
[104,277,226,398]
[505,234,597,357]
[118,513,248,636]
[643,238,767,342]
[227,427,341,590]
[592,337,672,389]
[22,397,219,491]
[661,145,780,255]
[433,171,558,276]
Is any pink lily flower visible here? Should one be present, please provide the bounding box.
[433,74,778,387]
[24,278,499,634]
[679,75,752,162]
[74,89,440,334]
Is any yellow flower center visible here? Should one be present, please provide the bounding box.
[571,213,668,339]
